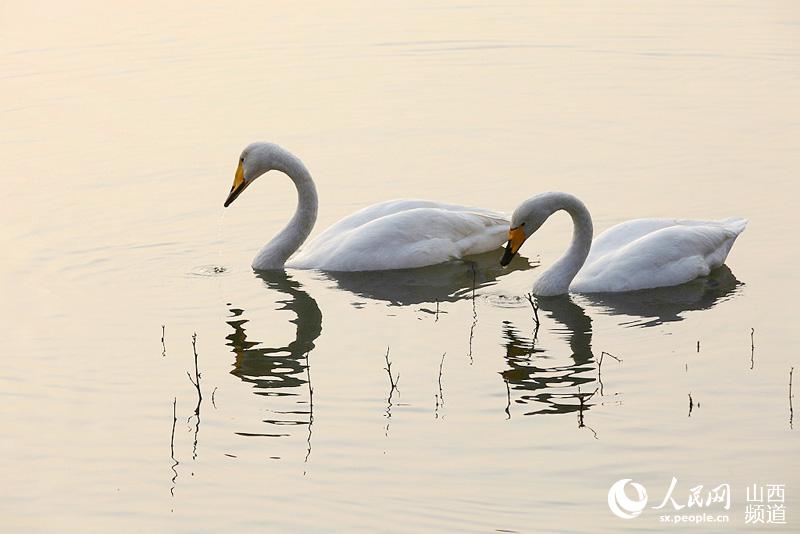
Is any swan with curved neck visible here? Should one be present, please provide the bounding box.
[501,192,746,296]
[225,143,318,269]
[224,142,510,271]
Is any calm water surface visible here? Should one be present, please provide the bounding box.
[1,1,798,531]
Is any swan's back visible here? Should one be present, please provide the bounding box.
[573,218,746,293]
[287,199,509,271]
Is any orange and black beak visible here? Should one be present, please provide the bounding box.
[500,225,526,266]
[224,160,248,207]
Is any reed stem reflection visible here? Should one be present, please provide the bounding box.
[169,397,178,497]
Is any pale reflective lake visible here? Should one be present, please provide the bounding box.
[1,1,798,531]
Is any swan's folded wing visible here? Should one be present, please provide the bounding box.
[288,205,509,271]
[574,220,745,293]
[307,199,505,243]
[586,218,747,265]
[586,218,681,265]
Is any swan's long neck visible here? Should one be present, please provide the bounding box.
[251,152,318,270]
[532,193,593,296]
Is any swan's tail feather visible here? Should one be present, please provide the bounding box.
[708,217,746,270]
[721,217,748,236]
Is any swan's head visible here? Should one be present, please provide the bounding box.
[500,196,550,266]
[224,142,285,207]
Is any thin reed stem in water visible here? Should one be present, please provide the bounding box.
[790,367,794,430]
[187,333,202,460]
[383,347,399,437]
[435,353,446,419]
[597,351,622,397]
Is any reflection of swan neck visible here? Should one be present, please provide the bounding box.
[540,296,593,362]
[258,272,324,355]
[533,193,593,296]
[252,152,318,270]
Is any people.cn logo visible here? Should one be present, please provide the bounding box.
[608,479,649,519]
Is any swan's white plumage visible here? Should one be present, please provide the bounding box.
[508,192,746,295]
[573,218,747,293]
[226,143,509,271]
[288,199,509,271]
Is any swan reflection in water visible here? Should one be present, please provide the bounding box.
[320,249,532,306]
[225,271,321,440]
[502,266,742,419]
[502,295,598,419]
[582,265,742,327]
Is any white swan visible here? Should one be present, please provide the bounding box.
[500,192,746,296]
[224,142,509,271]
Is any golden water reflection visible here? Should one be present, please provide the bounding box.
[222,266,742,439]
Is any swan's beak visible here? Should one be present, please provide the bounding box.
[224,160,248,207]
[500,225,526,266]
